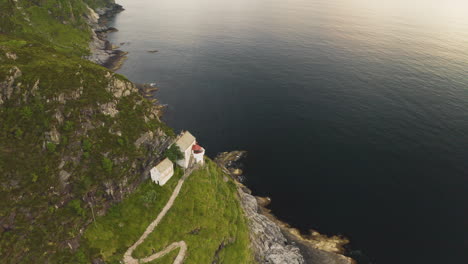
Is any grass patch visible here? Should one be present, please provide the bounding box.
[84,160,254,264]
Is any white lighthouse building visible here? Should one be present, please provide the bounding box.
[174,131,205,168]
[192,144,205,165]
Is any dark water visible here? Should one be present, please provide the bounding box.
[108,0,468,263]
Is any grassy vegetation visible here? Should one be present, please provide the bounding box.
[0,0,114,56]
[84,160,255,264]
[0,1,255,263]
[0,18,174,263]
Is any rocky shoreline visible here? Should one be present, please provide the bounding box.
[85,3,127,71]
[84,3,356,263]
[216,151,355,264]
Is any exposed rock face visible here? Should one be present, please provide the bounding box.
[100,102,118,117]
[0,66,22,105]
[45,127,61,144]
[59,170,71,186]
[238,188,305,264]
[85,3,126,69]
[95,4,124,18]
[215,150,247,182]
[218,151,355,264]
[6,52,17,60]
[106,74,138,98]
[134,131,154,148]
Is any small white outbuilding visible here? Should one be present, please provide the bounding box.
[150,158,174,186]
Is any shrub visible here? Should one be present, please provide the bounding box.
[117,138,125,146]
[31,173,39,183]
[82,139,92,152]
[20,106,33,119]
[73,249,88,264]
[48,206,56,214]
[61,135,68,145]
[101,157,113,174]
[165,144,183,163]
[46,142,57,152]
[63,121,74,132]
[68,199,85,217]
[14,128,24,139]
[140,190,158,204]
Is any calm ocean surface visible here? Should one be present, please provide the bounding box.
[108,0,468,263]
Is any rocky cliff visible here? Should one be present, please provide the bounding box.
[238,187,305,264]
[217,152,355,264]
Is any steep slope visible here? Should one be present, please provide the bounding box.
[0,0,170,263]
[0,34,174,263]
[0,1,256,263]
[84,160,254,264]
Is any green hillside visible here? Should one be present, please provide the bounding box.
[0,1,254,263]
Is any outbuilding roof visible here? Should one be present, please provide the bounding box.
[154,158,173,172]
[176,131,196,151]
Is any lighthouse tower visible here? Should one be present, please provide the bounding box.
[192,143,205,165]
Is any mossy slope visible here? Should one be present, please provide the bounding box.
[0,0,255,263]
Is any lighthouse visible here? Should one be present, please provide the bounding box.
[192,143,205,165]
[174,131,205,168]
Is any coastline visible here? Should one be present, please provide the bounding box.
[88,4,355,264]
[257,198,356,264]
[86,3,128,71]
[216,151,355,264]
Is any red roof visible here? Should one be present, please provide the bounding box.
[192,144,203,151]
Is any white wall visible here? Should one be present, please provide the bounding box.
[193,148,205,165]
[150,166,174,186]
[176,142,196,168]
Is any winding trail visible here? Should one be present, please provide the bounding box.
[123,166,197,264]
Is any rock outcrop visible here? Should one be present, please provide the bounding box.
[217,151,355,264]
[85,3,126,69]
[238,187,305,264]
[0,66,22,106]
